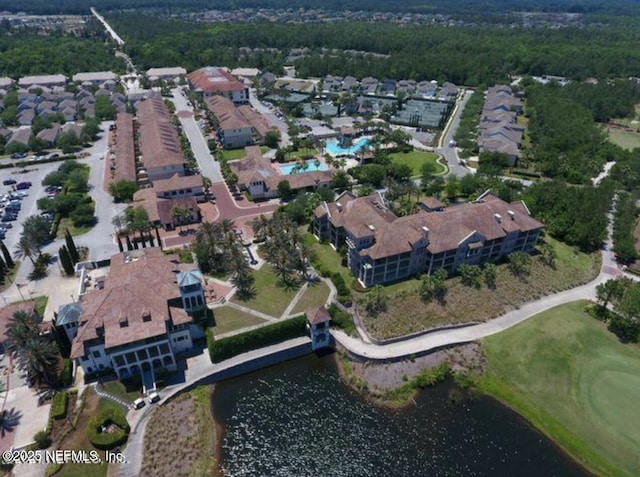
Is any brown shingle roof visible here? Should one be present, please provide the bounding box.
[156,196,198,226]
[321,192,542,260]
[112,112,136,183]
[306,306,330,325]
[70,249,193,358]
[136,96,185,170]
[153,174,203,194]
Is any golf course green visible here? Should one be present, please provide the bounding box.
[480,300,640,477]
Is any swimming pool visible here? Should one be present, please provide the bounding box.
[325,137,371,156]
[279,160,329,175]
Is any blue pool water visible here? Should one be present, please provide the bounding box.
[279,160,328,175]
[325,137,371,156]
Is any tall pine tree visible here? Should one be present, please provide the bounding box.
[126,235,133,251]
[65,229,80,264]
[0,240,14,268]
[59,246,75,276]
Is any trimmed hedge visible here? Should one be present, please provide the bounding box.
[50,392,68,420]
[87,407,130,450]
[59,358,73,387]
[208,315,308,363]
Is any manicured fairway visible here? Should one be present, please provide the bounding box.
[480,300,640,477]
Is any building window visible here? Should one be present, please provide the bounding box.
[149,346,159,357]
[99,364,104,370]
[87,367,93,373]
[137,349,148,361]
[159,343,170,354]
[114,356,125,367]
[92,350,101,358]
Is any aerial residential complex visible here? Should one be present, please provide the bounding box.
[206,95,275,149]
[314,190,543,287]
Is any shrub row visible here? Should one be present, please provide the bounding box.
[59,358,73,387]
[50,392,68,420]
[0,154,77,170]
[87,407,130,450]
[208,315,308,363]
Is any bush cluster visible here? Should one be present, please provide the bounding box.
[87,407,130,450]
[59,358,73,387]
[327,304,356,335]
[50,392,68,420]
[208,315,308,362]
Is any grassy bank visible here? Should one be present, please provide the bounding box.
[142,386,216,477]
[479,301,640,477]
[360,237,600,339]
[230,265,300,317]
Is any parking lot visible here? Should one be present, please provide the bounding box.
[0,162,61,253]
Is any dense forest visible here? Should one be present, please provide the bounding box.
[0,21,122,77]
[102,13,640,84]
[2,0,638,15]
[523,80,640,183]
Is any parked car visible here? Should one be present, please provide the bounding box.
[148,392,160,404]
[2,179,16,186]
[1,215,17,222]
[0,222,13,229]
[16,182,32,190]
[133,398,145,410]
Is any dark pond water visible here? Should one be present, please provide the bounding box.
[212,353,590,477]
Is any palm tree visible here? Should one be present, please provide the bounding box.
[294,243,315,281]
[229,248,255,299]
[17,336,59,389]
[14,236,38,265]
[252,214,271,242]
[5,310,41,356]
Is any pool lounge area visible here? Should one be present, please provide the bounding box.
[325,137,371,157]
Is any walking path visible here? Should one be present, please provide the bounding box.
[91,383,130,411]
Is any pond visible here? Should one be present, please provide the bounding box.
[212,353,590,477]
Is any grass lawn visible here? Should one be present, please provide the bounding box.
[219,148,247,161]
[34,295,48,316]
[286,147,318,160]
[360,236,601,340]
[479,301,640,477]
[56,389,124,477]
[291,281,331,314]
[212,306,267,336]
[604,127,640,151]
[143,386,216,476]
[230,265,300,317]
[56,217,92,239]
[102,380,142,404]
[307,236,353,287]
[389,150,446,177]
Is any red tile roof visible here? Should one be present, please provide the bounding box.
[188,67,245,94]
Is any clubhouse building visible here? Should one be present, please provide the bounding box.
[313,190,543,287]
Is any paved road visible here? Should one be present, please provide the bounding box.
[434,89,474,178]
[248,89,291,146]
[169,88,224,183]
[91,7,125,46]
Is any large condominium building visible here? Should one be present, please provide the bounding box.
[69,248,206,380]
[313,190,543,287]
[188,67,249,104]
